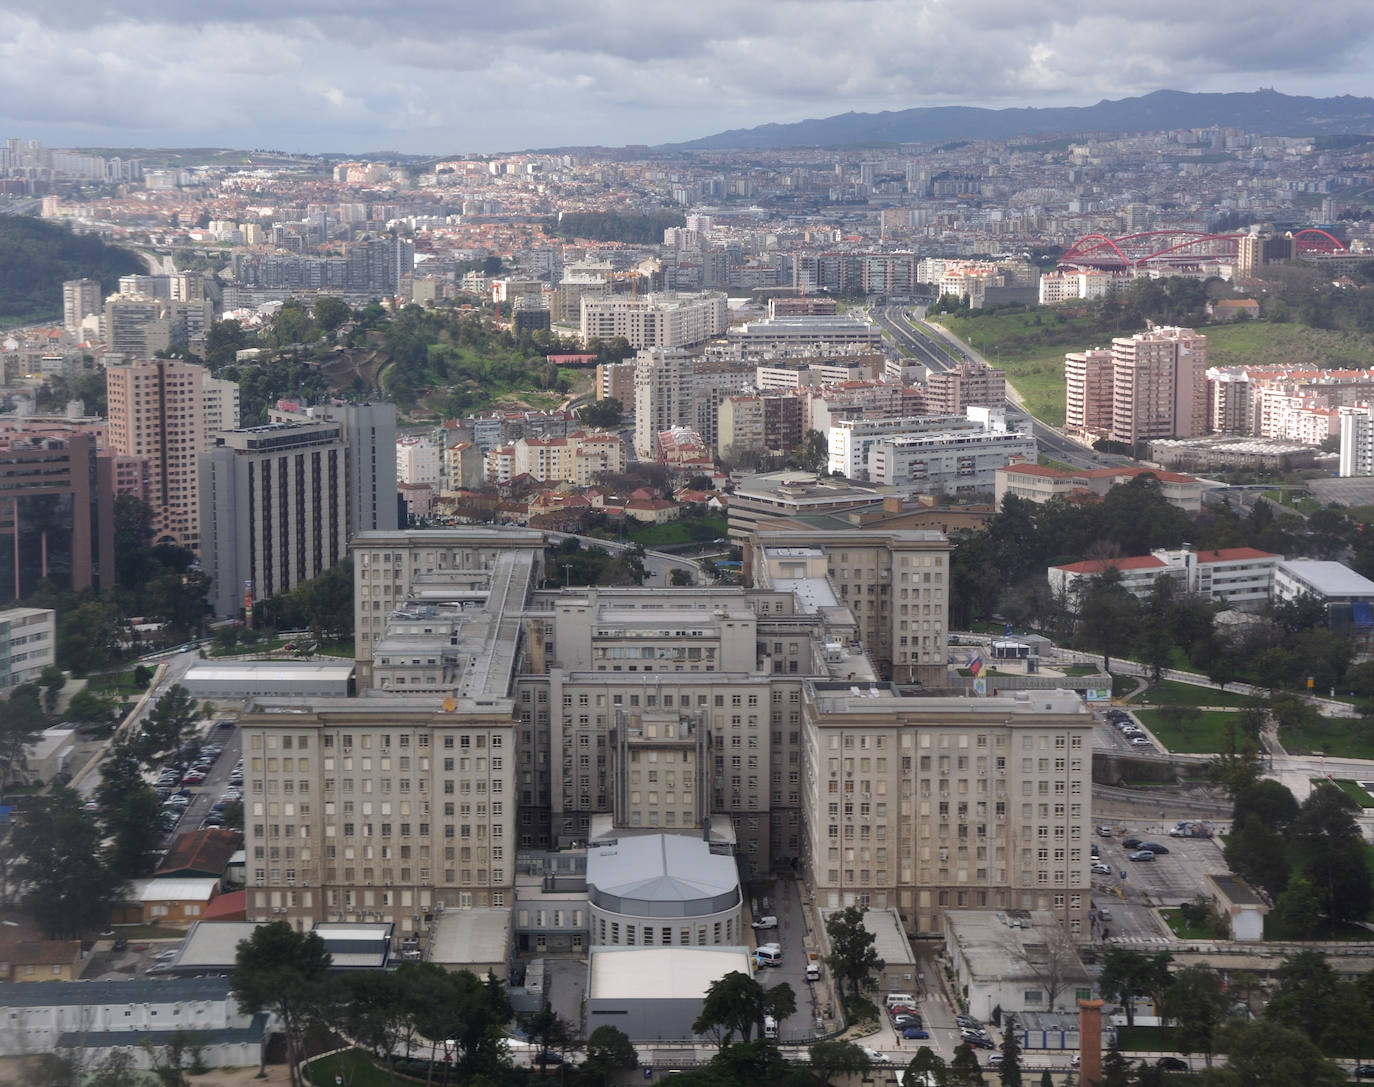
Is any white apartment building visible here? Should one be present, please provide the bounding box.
[801,684,1093,935]
[1339,406,1374,477]
[728,315,882,353]
[1048,545,1279,609]
[1064,348,1114,434]
[580,292,727,350]
[487,431,626,486]
[634,347,695,460]
[396,436,442,486]
[0,606,55,691]
[202,375,241,436]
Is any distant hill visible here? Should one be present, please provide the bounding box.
[0,216,145,325]
[667,89,1374,151]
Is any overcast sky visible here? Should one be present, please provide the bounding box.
[3,1,1374,155]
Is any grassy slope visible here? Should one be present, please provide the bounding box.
[927,315,1374,428]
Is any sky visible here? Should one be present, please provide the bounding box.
[4,0,1374,155]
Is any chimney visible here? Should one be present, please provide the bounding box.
[1078,999,1105,1084]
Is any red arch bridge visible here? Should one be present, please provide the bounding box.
[1059,229,1345,271]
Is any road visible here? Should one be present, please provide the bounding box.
[74,647,205,800]
[874,306,1126,473]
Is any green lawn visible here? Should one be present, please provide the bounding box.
[624,515,728,548]
[1280,715,1374,760]
[314,639,356,658]
[1132,679,1253,708]
[87,669,151,697]
[1317,778,1374,807]
[1060,665,1105,677]
[1134,708,1244,753]
[306,1050,392,1087]
[1159,907,1228,940]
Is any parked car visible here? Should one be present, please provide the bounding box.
[1354,1065,1374,1079]
[216,719,235,729]
[1157,1057,1188,1071]
[902,1027,930,1040]
[889,1005,919,1018]
[1139,842,1170,854]
[965,1036,997,1050]
[1096,826,1113,837]
[892,1015,922,1029]
[1092,861,1112,874]
[1129,850,1157,862]
[955,1015,982,1029]
[180,770,205,786]
[987,1055,1004,1068]
[752,916,778,930]
[1097,907,1113,921]
[1122,837,1142,849]
[1131,736,1153,746]
[861,1048,890,1064]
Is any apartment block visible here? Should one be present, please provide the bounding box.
[106,358,208,550]
[580,292,727,350]
[994,462,1208,512]
[1339,406,1374,477]
[199,422,349,618]
[1064,348,1115,434]
[62,278,102,338]
[489,431,626,486]
[203,375,241,436]
[1110,327,1207,445]
[633,347,694,460]
[800,684,1093,935]
[0,606,56,691]
[925,363,1007,415]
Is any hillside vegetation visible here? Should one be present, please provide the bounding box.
[0,216,145,324]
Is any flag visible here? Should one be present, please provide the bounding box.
[968,652,984,676]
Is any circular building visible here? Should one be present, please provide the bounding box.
[587,834,743,947]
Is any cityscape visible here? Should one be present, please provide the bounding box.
[3,34,1374,1087]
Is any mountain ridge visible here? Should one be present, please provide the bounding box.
[664,89,1374,151]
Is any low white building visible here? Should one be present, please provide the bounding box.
[180,660,355,699]
[943,909,1093,1022]
[1049,546,1279,609]
[1273,558,1374,609]
[586,945,755,1040]
[0,977,265,1067]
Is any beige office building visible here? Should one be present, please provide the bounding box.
[801,684,1092,935]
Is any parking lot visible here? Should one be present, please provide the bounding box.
[1089,822,1229,944]
[154,722,243,843]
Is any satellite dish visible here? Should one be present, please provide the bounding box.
[442,697,456,712]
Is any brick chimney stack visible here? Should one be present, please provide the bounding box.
[1078,998,1105,1084]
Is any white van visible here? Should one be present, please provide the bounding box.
[755,947,782,967]
[805,962,821,982]
[884,993,917,1009]
[763,1015,778,1039]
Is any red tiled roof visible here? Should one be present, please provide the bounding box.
[1194,548,1277,563]
[1054,556,1168,574]
[202,889,247,921]
[155,828,240,878]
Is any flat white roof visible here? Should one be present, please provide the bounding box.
[430,908,511,965]
[1278,559,1374,596]
[140,877,220,903]
[588,946,754,1000]
[184,662,356,681]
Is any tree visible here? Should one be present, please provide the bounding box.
[995,921,1081,1010]
[1233,779,1299,832]
[584,1025,639,1077]
[136,684,206,769]
[1222,817,1290,898]
[1099,1038,1132,1087]
[1209,1020,1346,1087]
[578,397,623,428]
[1076,568,1140,672]
[670,568,694,586]
[948,1043,984,1087]
[904,1046,949,1087]
[998,1014,1022,1087]
[39,664,66,715]
[13,786,119,937]
[1160,965,1230,1067]
[692,972,795,1046]
[1264,951,1342,1048]
[520,1000,578,1072]
[1271,876,1323,938]
[313,296,352,333]
[230,921,332,1086]
[1098,949,1173,1028]
[0,683,46,792]
[809,1040,872,1083]
[1292,784,1374,926]
[66,687,118,730]
[824,905,885,998]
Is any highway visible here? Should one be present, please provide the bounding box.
[874,305,1122,472]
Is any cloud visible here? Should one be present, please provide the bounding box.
[1,0,1373,151]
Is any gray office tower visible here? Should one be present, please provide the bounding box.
[200,422,349,618]
[268,401,399,537]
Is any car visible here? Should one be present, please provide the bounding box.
[965,1036,997,1050]
[216,719,235,729]
[112,937,128,952]
[961,1027,992,1042]
[889,1005,919,1018]
[1122,837,1142,849]
[902,1027,930,1040]
[1096,826,1113,837]
[1355,1065,1374,1079]
[955,1015,982,1029]
[180,771,205,785]
[860,1047,890,1064]
[1139,842,1170,854]
[1097,906,1113,921]
[1157,1057,1189,1072]
[752,916,778,930]
[1131,736,1153,746]
[163,796,190,809]
[892,1015,922,1029]
[151,948,180,962]
[987,1055,1004,1068]
[201,815,224,828]
[1092,861,1112,874]
[1129,850,1157,862]
[1090,843,1100,857]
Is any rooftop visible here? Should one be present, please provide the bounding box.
[588,946,754,1000]
[1277,558,1374,596]
[0,977,231,1008]
[587,834,739,906]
